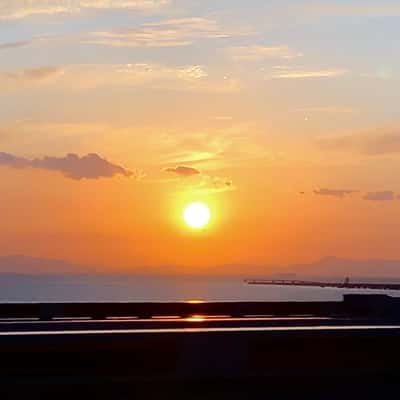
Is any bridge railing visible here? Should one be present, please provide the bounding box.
[0,295,398,321]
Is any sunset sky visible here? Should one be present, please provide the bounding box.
[1,0,400,274]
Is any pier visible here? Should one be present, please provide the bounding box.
[246,278,400,290]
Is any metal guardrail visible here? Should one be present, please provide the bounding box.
[0,294,399,321]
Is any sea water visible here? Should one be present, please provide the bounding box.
[0,274,399,303]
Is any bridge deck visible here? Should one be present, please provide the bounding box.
[1,295,400,398]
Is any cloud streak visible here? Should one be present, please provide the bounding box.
[229,45,302,61]
[195,175,235,194]
[312,188,400,202]
[318,131,400,156]
[89,17,247,48]
[0,152,132,180]
[1,66,64,83]
[363,191,395,202]
[314,188,357,198]
[10,63,238,93]
[0,40,31,50]
[0,0,169,19]
[268,67,348,79]
[0,63,239,93]
[208,176,233,190]
[163,164,234,193]
[303,4,400,17]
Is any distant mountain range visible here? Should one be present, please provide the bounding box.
[283,256,400,279]
[0,255,400,278]
[0,255,86,274]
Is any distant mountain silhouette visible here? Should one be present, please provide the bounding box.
[0,254,400,277]
[0,255,86,274]
[289,256,400,278]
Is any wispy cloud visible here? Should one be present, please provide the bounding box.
[115,63,208,80]
[303,3,400,17]
[267,66,348,79]
[1,63,239,93]
[229,45,302,61]
[89,17,247,48]
[294,106,355,114]
[0,66,65,91]
[163,162,234,193]
[2,66,64,81]
[314,188,357,198]
[0,152,132,180]
[194,175,235,194]
[318,130,400,156]
[0,0,169,19]
[0,35,60,52]
[363,191,395,201]
[0,40,31,50]
[0,63,209,89]
[312,188,399,202]
[35,63,239,93]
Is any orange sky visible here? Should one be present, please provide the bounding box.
[1,1,400,274]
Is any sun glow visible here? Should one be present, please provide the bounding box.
[184,203,211,229]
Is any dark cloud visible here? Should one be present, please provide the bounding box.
[318,131,400,155]
[0,152,132,180]
[197,176,235,193]
[363,191,395,201]
[314,188,357,198]
[164,165,234,192]
[0,152,29,167]
[211,177,232,189]
[164,165,200,177]
[0,40,30,50]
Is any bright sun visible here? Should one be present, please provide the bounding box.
[184,203,211,229]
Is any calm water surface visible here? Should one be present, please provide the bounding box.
[0,275,399,302]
